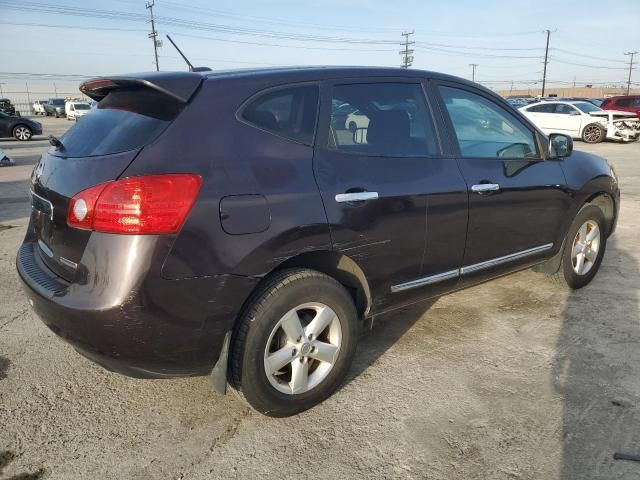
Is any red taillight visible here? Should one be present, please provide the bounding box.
[67,174,202,234]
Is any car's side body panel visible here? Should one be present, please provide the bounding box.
[123,76,333,280]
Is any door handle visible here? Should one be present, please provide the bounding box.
[335,191,379,203]
[471,183,500,194]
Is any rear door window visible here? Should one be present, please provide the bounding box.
[56,89,182,158]
[242,85,319,144]
[527,104,555,113]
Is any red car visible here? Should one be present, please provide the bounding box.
[600,96,640,118]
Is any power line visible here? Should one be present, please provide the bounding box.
[400,31,414,69]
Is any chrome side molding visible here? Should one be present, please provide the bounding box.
[460,243,553,275]
[391,243,554,293]
[390,269,460,293]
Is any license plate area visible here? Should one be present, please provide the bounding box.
[31,190,53,221]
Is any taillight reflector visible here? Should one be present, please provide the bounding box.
[67,174,202,234]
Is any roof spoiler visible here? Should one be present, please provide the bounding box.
[79,72,204,103]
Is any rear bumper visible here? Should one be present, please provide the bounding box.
[16,235,258,378]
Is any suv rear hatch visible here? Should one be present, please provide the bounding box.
[30,73,203,281]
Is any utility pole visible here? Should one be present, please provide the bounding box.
[624,51,638,95]
[0,82,5,97]
[509,80,514,94]
[399,31,415,69]
[541,29,551,97]
[146,0,160,71]
[53,82,57,97]
[469,63,478,82]
[25,82,31,104]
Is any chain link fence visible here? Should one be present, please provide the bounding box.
[1,91,91,116]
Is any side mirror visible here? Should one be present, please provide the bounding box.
[549,133,573,159]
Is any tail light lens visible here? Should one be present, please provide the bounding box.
[67,174,202,234]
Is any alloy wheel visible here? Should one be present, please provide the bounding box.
[14,127,31,141]
[263,302,342,395]
[571,220,600,275]
[583,125,602,143]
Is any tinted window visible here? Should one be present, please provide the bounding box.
[616,98,632,107]
[439,86,538,159]
[57,89,182,158]
[242,85,318,144]
[573,102,601,113]
[633,99,640,107]
[328,83,437,156]
[554,104,577,115]
[527,104,555,113]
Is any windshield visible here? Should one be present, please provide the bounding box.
[573,102,601,113]
[50,99,65,106]
[74,104,91,110]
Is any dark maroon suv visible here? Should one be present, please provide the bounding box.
[17,67,619,416]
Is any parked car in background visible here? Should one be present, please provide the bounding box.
[65,101,91,121]
[600,96,640,119]
[0,111,42,141]
[506,97,537,108]
[18,68,620,417]
[43,98,66,117]
[0,98,17,116]
[520,100,639,143]
[554,97,604,107]
[32,100,48,115]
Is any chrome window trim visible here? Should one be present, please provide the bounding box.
[460,243,553,275]
[390,243,553,293]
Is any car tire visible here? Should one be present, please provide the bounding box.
[13,125,33,141]
[582,123,605,143]
[551,205,607,289]
[229,268,359,417]
[54,112,59,118]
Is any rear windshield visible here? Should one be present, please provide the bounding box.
[50,99,65,106]
[56,89,182,158]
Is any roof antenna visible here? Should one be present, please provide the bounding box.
[165,35,211,72]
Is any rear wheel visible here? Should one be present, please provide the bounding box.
[582,123,605,143]
[551,205,607,289]
[230,269,359,417]
[13,125,32,141]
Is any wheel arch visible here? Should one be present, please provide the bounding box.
[535,191,616,275]
[272,250,372,319]
[585,191,615,236]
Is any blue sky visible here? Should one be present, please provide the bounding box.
[0,0,638,93]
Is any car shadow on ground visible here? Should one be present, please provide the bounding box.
[346,299,437,384]
[554,240,640,479]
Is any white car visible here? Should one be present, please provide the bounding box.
[519,100,639,143]
[65,102,92,121]
[32,100,47,115]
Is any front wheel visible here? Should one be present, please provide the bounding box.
[13,125,32,141]
[230,269,359,417]
[552,205,607,289]
[582,124,605,143]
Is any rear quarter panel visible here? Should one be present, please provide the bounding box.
[122,76,331,279]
